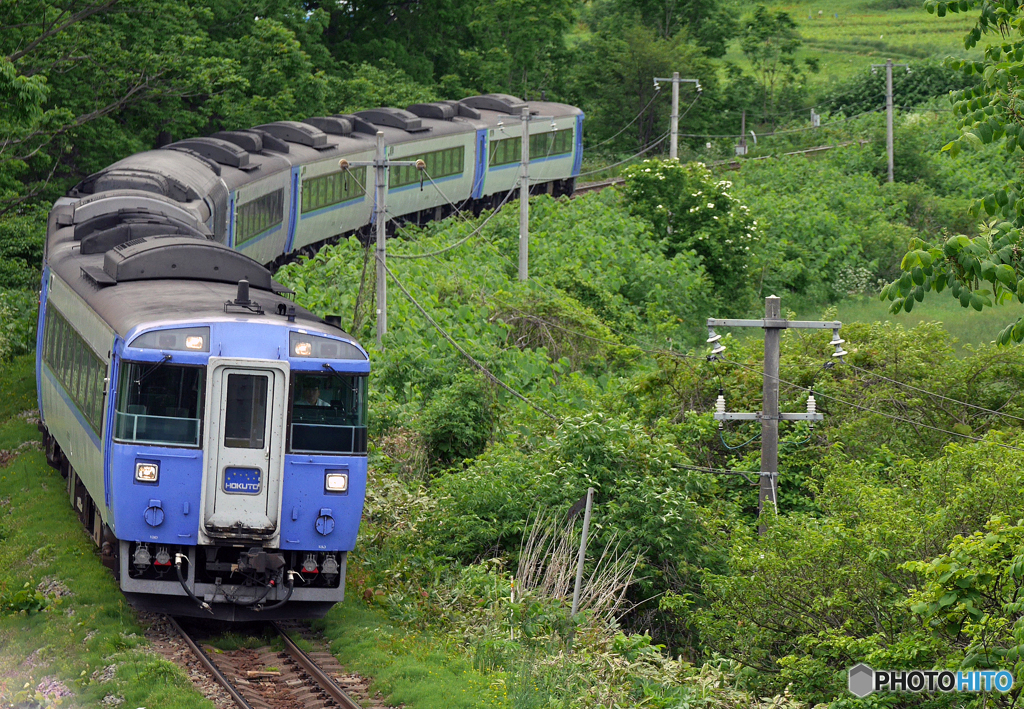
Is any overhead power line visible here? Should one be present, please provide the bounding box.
[376,255,557,422]
[576,131,671,178]
[676,106,884,140]
[840,360,1024,425]
[387,171,521,261]
[590,90,664,149]
[719,357,1024,455]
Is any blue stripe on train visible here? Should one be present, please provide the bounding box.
[573,114,585,177]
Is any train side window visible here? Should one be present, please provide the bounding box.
[42,307,107,435]
[236,188,284,245]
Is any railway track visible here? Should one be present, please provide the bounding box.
[164,615,388,709]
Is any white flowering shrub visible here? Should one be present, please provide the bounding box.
[621,160,759,300]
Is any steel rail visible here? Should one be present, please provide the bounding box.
[165,615,255,709]
[272,621,362,709]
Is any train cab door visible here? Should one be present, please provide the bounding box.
[201,358,289,541]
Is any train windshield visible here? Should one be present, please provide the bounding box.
[289,373,367,454]
[114,362,204,447]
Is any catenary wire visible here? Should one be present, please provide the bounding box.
[673,464,759,484]
[576,131,671,178]
[589,90,665,149]
[576,94,699,177]
[840,359,1024,425]
[717,356,1024,454]
[676,106,884,140]
[421,168,471,222]
[376,255,557,421]
[388,172,522,261]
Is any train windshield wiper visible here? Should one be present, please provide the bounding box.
[135,354,172,387]
[321,363,359,393]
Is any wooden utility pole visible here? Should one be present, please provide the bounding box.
[708,297,841,532]
[374,132,387,346]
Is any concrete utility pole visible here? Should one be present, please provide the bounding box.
[520,106,530,282]
[708,297,844,533]
[504,106,552,282]
[871,59,909,183]
[654,73,701,159]
[374,132,387,347]
[340,132,421,347]
[571,487,595,617]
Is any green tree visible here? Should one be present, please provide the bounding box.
[569,21,714,152]
[620,159,758,311]
[882,0,1024,339]
[585,0,737,57]
[467,0,576,98]
[739,6,805,118]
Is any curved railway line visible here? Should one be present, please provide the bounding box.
[164,615,389,709]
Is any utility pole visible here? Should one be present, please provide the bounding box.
[503,106,552,282]
[708,296,846,533]
[520,106,530,282]
[374,132,387,346]
[340,132,422,347]
[654,73,701,160]
[737,110,747,156]
[871,59,909,183]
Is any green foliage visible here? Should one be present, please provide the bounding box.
[0,206,46,289]
[732,153,912,304]
[881,221,1024,342]
[568,21,715,153]
[419,374,494,467]
[621,159,758,310]
[699,433,1024,703]
[0,581,50,615]
[0,289,40,361]
[821,61,979,117]
[584,0,738,57]
[425,412,719,598]
[905,516,1024,677]
[739,6,807,116]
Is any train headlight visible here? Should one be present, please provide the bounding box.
[130,326,210,353]
[290,331,367,360]
[325,472,348,493]
[135,461,159,483]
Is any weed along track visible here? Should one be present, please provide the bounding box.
[161,616,390,709]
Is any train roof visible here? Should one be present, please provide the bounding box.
[45,206,355,343]
[69,96,583,208]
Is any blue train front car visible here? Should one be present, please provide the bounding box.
[39,227,370,620]
[112,320,368,620]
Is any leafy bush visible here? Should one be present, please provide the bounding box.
[0,207,46,290]
[419,374,494,467]
[621,159,758,312]
[0,289,39,360]
[820,61,978,116]
[425,412,720,598]
[732,155,912,305]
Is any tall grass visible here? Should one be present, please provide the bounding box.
[801,294,1018,353]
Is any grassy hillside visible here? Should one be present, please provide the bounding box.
[721,0,980,86]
